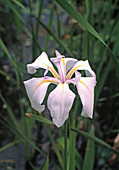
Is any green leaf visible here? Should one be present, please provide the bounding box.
[71,128,115,152]
[82,125,95,170]
[0,93,20,129]
[0,141,19,152]
[42,155,49,170]
[55,0,119,75]
[0,38,13,63]
[26,113,53,125]
[95,58,112,103]
[45,0,55,50]
[34,16,73,57]
[0,69,17,84]
[69,98,79,170]
[0,38,20,87]
[0,117,45,156]
[3,0,25,23]
[11,0,28,10]
[54,0,104,45]
[45,125,64,169]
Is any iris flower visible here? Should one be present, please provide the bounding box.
[24,51,96,127]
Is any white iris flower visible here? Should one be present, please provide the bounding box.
[24,50,96,127]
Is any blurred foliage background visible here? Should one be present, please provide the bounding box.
[0,0,119,169]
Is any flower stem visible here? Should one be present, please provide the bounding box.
[64,121,67,170]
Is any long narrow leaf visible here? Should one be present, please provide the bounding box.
[33,16,73,56]
[0,38,13,62]
[69,99,79,170]
[55,0,119,75]
[42,155,49,170]
[71,128,115,152]
[45,125,64,168]
[0,93,20,129]
[0,38,20,87]
[82,125,95,170]
[3,0,25,23]
[26,113,53,125]
[0,117,45,156]
[0,141,19,152]
[12,0,28,10]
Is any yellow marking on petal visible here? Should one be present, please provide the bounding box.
[34,79,57,92]
[67,65,84,79]
[62,83,65,88]
[79,80,91,94]
[62,58,66,74]
[44,64,59,78]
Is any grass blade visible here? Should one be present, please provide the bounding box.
[34,0,44,57]
[0,38,20,87]
[45,125,64,168]
[55,0,119,75]
[69,99,79,170]
[3,0,25,23]
[0,93,20,129]
[45,0,55,51]
[0,141,19,152]
[25,113,54,125]
[71,128,115,152]
[0,38,13,62]
[33,16,73,56]
[0,117,45,156]
[82,125,95,170]
[11,0,28,11]
[42,155,49,170]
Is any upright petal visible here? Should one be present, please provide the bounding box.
[51,51,66,82]
[47,83,75,127]
[65,58,78,73]
[53,50,78,73]
[27,52,58,78]
[67,60,95,79]
[24,77,52,113]
[76,77,96,118]
[51,50,77,82]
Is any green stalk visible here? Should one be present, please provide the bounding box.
[28,0,35,59]
[64,121,67,170]
[83,0,89,60]
[34,0,44,56]
[69,98,79,170]
[70,0,73,53]
[45,0,55,50]
[57,5,61,39]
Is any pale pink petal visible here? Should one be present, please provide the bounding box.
[47,83,75,127]
[67,60,95,79]
[65,71,81,85]
[64,58,78,73]
[51,51,65,82]
[51,50,77,73]
[76,77,96,118]
[27,52,58,78]
[24,77,58,113]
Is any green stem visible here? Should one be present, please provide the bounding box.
[64,121,67,170]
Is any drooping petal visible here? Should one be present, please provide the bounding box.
[67,60,95,79]
[47,83,75,127]
[76,77,96,118]
[24,77,59,113]
[27,52,58,78]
